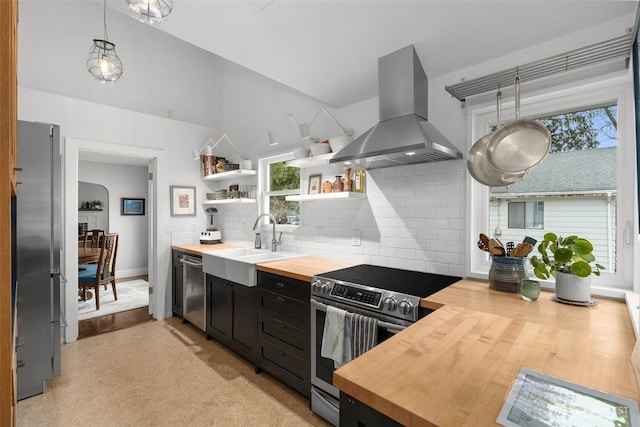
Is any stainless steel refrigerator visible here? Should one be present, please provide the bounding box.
[15,120,62,400]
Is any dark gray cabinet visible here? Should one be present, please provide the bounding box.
[171,250,184,316]
[256,271,310,398]
[340,392,403,427]
[206,274,257,363]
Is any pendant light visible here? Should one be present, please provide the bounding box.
[124,0,173,25]
[87,0,123,83]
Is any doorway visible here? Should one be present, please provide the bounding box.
[77,163,149,325]
[64,137,162,343]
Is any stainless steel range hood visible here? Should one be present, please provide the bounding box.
[330,45,462,169]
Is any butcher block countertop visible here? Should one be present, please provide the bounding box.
[171,243,243,256]
[333,278,640,427]
[256,256,359,282]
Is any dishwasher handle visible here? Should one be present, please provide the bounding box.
[180,256,203,268]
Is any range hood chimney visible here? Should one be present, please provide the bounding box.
[330,45,462,169]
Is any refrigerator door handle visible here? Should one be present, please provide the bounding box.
[58,272,67,327]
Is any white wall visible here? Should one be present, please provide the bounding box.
[19,87,216,342]
[79,161,149,278]
[18,0,218,127]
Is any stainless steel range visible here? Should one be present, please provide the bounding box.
[310,264,461,426]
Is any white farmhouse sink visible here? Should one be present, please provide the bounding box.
[202,248,306,287]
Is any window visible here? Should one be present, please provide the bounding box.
[507,201,544,229]
[469,78,633,291]
[259,153,300,225]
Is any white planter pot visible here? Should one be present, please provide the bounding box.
[555,271,591,302]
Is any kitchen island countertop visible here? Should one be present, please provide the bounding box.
[333,278,640,426]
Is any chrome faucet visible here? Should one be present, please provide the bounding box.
[252,213,282,251]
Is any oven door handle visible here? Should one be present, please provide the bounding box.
[311,299,407,333]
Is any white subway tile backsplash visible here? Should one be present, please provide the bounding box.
[405,259,427,272]
[427,218,449,229]
[396,248,416,259]
[379,246,398,257]
[384,237,406,248]
[416,228,438,240]
[215,162,467,276]
[371,255,389,266]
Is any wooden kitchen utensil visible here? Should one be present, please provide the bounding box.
[477,239,489,252]
[488,239,506,256]
[510,242,533,258]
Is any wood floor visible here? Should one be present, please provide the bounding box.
[77,275,153,340]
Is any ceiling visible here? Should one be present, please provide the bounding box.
[109,0,638,108]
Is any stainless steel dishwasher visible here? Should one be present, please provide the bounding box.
[180,254,206,331]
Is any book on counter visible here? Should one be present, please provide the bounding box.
[498,367,639,427]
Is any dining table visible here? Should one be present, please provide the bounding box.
[78,247,101,264]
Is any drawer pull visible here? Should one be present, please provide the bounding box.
[276,282,285,289]
[279,323,286,329]
[276,296,286,304]
[280,351,285,357]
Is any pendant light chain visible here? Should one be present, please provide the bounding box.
[102,0,109,42]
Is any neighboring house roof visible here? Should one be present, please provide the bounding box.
[491,147,616,195]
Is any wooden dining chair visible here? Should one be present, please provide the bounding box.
[78,233,118,310]
[82,229,105,249]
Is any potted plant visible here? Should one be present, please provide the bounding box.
[530,233,604,302]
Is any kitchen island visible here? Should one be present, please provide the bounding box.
[333,278,640,426]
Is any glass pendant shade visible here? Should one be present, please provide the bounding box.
[87,39,123,83]
[125,0,173,25]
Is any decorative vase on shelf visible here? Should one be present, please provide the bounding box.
[333,176,343,192]
[322,180,333,193]
[343,167,352,192]
[554,271,591,303]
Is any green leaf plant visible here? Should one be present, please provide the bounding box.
[530,233,605,280]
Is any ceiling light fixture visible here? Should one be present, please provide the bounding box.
[125,0,173,25]
[87,0,123,83]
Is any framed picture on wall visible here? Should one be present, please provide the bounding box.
[308,174,321,194]
[170,185,196,216]
[121,198,145,215]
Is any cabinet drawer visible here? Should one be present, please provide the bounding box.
[260,339,305,380]
[260,291,308,321]
[258,272,309,302]
[259,311,305,351]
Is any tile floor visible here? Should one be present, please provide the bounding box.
[17,317,330,427]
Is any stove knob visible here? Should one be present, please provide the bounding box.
[399,299,413,315]
[384,297,397,311]
[311,280,321,292]
[321,283,331,295]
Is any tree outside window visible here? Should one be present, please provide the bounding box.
[263,157,300,225]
